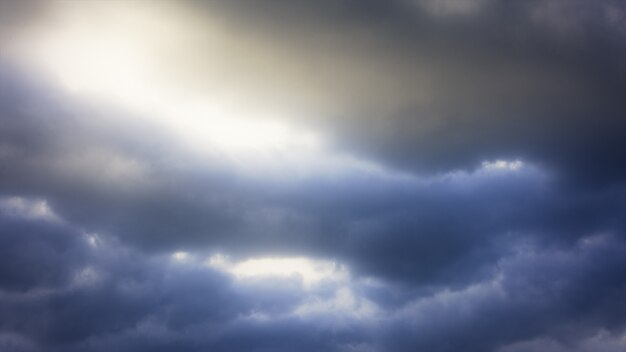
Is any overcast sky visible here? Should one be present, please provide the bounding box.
[1,1,626,351]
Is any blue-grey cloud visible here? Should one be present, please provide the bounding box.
[1,1,626,351]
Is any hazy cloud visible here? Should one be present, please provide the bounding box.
[1,0,625,351]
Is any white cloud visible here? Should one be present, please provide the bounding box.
[0,196,61,223]
[207,254,349,288]
[171,251,190,262]
[481,159,524,171]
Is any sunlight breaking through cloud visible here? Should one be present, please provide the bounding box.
[2,0,626,351]
[207,254,350,288]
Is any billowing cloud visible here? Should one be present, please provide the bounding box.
[1,0,625,351]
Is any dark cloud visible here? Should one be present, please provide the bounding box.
[0,213,87,292]
[1,59,624,285]
[1,209,625,352]
[383,234,626,352]
[1,0,626,351]
[177,0,626,186]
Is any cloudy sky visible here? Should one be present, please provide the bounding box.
[1,0,626,351]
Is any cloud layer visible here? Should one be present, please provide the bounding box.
[1,1,626,351]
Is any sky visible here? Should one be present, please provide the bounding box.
[1,0,626,351]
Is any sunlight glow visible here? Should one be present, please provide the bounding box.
[171,251,190,261]
[10,1,323,161]
[481,160,524,171]
[6,0,410,179]
[84,233,101,248]
[207,255,349,287]
[12,1,162,109]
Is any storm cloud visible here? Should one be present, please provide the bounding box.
[1,0,626,351]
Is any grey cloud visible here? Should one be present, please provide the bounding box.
[1,66,624,286]
[0,209,363,352]
[2,207,625,352]
[1,1,626,351]
[7,0,625,184]
[374,235,626,352]
[175,0,626,186]
[0,213,88,292]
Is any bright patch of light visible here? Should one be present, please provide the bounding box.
[7,1,406,179]
[204,253,382,322]
[161,103,322,156]
[481,159,524,171]
[27,26,151,105]
[0,197,61,223]
[8,2,321,161]
[171,251,190,262]
[84,232,101,248]
[207,255,349,288]
[10,2,163,110]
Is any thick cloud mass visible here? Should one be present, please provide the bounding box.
[1,1,626,351]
